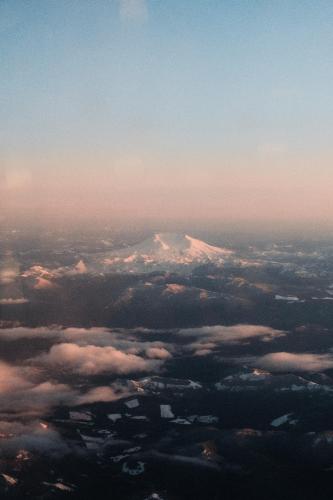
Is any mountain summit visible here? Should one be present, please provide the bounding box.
[101,233,233,272]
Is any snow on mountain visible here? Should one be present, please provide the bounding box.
[21,259,88,288]
[215,370,333,393]
[18,233,238,277]
[22,265,58,280]
[100,233,233,272]
[74,259,88,274]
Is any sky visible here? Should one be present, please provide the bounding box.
[1,0,333,231]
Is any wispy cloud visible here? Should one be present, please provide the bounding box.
[177,324,285,355]
[118,0,148,22]
[0,361,76,418]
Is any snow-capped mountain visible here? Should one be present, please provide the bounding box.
[21,260,88,289]
[20,234,236,278]
[98,233,233,272]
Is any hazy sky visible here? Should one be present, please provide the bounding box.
[1,0,333,229]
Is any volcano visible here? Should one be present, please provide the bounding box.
[100,233,233,272]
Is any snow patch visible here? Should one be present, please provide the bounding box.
[271,413,294,427]
[125,399,139,409]
[275,295,300,302]
[69,411,92,422]
[160,404,175,419]
[108,413,122,423]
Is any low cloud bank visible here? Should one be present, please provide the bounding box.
[0,322,290,456]
[0,421,72,458]
[254,352,333,372]
[0,361,76,418]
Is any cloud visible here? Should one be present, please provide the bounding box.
[0,324,281,360]
[179,324,284,342]
[0,361,76,417]
[0,297,29,305]
[0,326,114,344]
[0,326,172,353]
[21,382,77,413]
[35,343,161,375]
[0,357,132,425]
[254,352,333,372]
[0,268,18,285]
[145,347,172,359]
[0,328,162,457]
[0,357,132,420]
[177,324,285,354]
[118,0,148,22]
[0,421,72,458]
[76,385,129,405]
[194,349,213,357]
[0,362,31,394]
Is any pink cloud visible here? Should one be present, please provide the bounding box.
[255,352,333,372]
[36,343,161,375]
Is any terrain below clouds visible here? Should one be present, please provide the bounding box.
[1,230,333,498]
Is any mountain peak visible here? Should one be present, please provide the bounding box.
[100,233,233,272]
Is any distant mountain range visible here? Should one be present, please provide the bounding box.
[21,233,267,279]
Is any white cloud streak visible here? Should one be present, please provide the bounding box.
[177,324,285,355]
